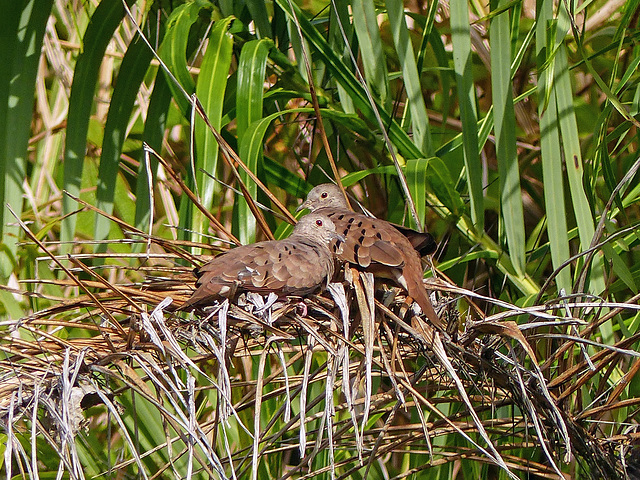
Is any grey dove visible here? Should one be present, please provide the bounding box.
[297,183,443,330]
[180,214,343,311]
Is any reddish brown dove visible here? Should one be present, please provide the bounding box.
[297,183,443,330]
[180,214,343,311]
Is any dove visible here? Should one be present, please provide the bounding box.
[180,213,343,311]
[297,183,443,330]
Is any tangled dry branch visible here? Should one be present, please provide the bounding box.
[2,237,638,479]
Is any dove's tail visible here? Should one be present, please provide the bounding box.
[395,269,445,331]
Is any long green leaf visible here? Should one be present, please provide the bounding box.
[405,158,431,229]
[554,45,606,295]
[328,0,356,114]
[236,40,271,140]
[423,27,452,130]
[263,157,312,197]
[352,0,390,108]
[536,0,571,292]
[0,6,24,254]
[191,16,234,247]
[490,0,525,276]
[134,72,173,234]
[235,38,271,244]
[386,0,433,157]
[158,0,212,116]
[245,0,271,39]
[450,0,484,230]
[425,157,465,217]
[61,0,136,255]
[0,0,52,279]
[93,28,155,250]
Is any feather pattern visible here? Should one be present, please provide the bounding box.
[180,214,341,311]
[297,184,443,330]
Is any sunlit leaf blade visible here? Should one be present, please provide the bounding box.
[603,243,637,293]
[263,157,311,197]
[406,158,429,229]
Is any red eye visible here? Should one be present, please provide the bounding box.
[316,219,323,226]
[321,192,328,198]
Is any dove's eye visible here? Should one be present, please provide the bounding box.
[316,219,323,227]
[321,192,328,198]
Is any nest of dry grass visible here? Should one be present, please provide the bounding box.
[3,218,640,479]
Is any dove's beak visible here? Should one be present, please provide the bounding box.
[295,199,310,213]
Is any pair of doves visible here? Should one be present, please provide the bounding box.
[180,184,441,329]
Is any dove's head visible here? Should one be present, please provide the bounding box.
[296,184,350,213]
[293,213,345,247]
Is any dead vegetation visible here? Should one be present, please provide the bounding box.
[2,212,639,479]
